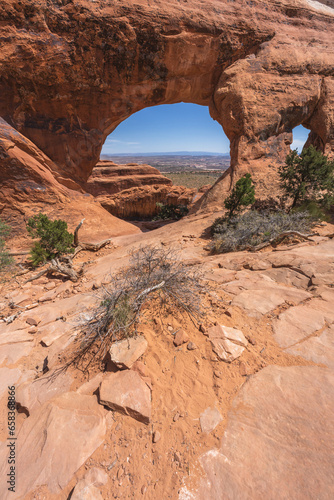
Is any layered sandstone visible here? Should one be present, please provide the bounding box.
[0,0,333,211]
[86,160,195,219]
[86,160,172,196]
[97,184,196,219]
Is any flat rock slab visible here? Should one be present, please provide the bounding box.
[208,325,248,363]
[273,298,334,348]
[200,407,223,434]
[0,329,35,366]
[183,366,334,500]
[0,393,106,498]
[16,371,72,414]
[108,336,147,369]
[286,326,334,369]
[0,367,22,399]
[231,284,310,317]
[71,479,104,500]
[39,321,74,347]
[100,370,151,424]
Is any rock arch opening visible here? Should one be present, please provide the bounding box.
[87,103,231,221]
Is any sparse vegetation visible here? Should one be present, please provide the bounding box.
[164,171,221,189]
[70,246,204,370]
[224,173,255,218]
[279,146,334,209]
[0,220,13,271]
[211,210,315,254]
[154,203,189,220]
[27,213,74,267]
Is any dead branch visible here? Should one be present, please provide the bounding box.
[49,256,79,282]
[251,231,316,252]
[73,218,85,247]
[25,267,48,282]
[73,239,112,257]
[9,251,29,256]
[72,218,113,257]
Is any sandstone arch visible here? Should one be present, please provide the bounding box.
[0,0,334,211]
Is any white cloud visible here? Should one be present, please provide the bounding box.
[290,139,306,152]
[106,139,140,145]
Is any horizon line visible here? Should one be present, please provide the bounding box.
[101,151,230,157]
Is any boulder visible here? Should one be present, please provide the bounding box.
[174,330,190,347]
[99,370,151,424]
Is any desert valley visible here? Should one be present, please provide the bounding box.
[0,1,334,499]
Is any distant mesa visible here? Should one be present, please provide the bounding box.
[86,161,196,220]
[86,161,172,197]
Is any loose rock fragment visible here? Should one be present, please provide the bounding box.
[200,407,223,434]
[173,329,189,346]
[100,370,151,424]
[208,324,248,362]
[108,336,148,369]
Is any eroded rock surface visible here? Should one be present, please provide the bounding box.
[0,393,106,498]
[183,366,334,500]
[108,336,148,369]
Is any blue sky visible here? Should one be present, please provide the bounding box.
[101,103,309,155]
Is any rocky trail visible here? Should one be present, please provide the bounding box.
[0,214,333,499]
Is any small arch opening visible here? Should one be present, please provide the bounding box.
[291,124,310,153]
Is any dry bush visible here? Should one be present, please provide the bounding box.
[69,245,204,370]
[211,211,315,254]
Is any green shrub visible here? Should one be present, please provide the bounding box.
[279,146,334,209]
[153,203,189,220]
[27,213,74,267]
[0,220,13,271]
[211,210,315,254]
[224,173,255,218]
[293,200,330,222]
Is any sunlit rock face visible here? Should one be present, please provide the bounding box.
[0,0,333,208]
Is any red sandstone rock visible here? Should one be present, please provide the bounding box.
[186,366,334,500]
[97,184,196,219]
[99,370,151,424]
[208,325,248,362]
[173,329,189,346]
[108,336,148,369]
[199,407,223,434]
[0,393,106,497]
[2,0,332,210]
[86,161,172,196]
[0,119,139,241]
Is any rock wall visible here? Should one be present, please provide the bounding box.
[0,0,334,209]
